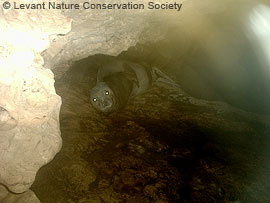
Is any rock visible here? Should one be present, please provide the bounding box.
[0,107,17,131]
[43,0,181,78]
[0,0,71,193]
[0,185,40,203]
[60,160,97,193]
[143,185,159,200]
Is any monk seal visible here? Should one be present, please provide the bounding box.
[89,60,177,113]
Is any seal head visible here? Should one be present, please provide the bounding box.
[90,82,115,113]
[89,61,150,113]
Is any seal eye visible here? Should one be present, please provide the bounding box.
[93,98,97,102]
[105,90,109,95]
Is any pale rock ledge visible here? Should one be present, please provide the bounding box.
[0,0,71,195]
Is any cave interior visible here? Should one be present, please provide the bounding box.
[0,0,270,202]
[32,21,270,202]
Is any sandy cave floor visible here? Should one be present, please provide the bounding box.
[31,63,270,203]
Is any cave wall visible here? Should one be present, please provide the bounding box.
[0,0,184,198]
[42,0,178,79]
[0,0,71,194]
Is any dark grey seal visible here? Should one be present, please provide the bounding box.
[89,60,177,113]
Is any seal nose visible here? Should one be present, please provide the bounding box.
[99,98,109,107]
[102,100,107,106]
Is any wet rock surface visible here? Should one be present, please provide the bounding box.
[32,58,270,202]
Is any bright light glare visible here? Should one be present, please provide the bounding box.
[249,5,270,68]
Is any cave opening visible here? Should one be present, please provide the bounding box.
[1,0,270,202]
[31,19,270,202]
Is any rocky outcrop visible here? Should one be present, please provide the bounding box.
[0,185,40,203]
[42,0,181,78]
[0,1,71,193]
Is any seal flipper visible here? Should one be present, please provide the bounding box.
[151,67,180,87]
